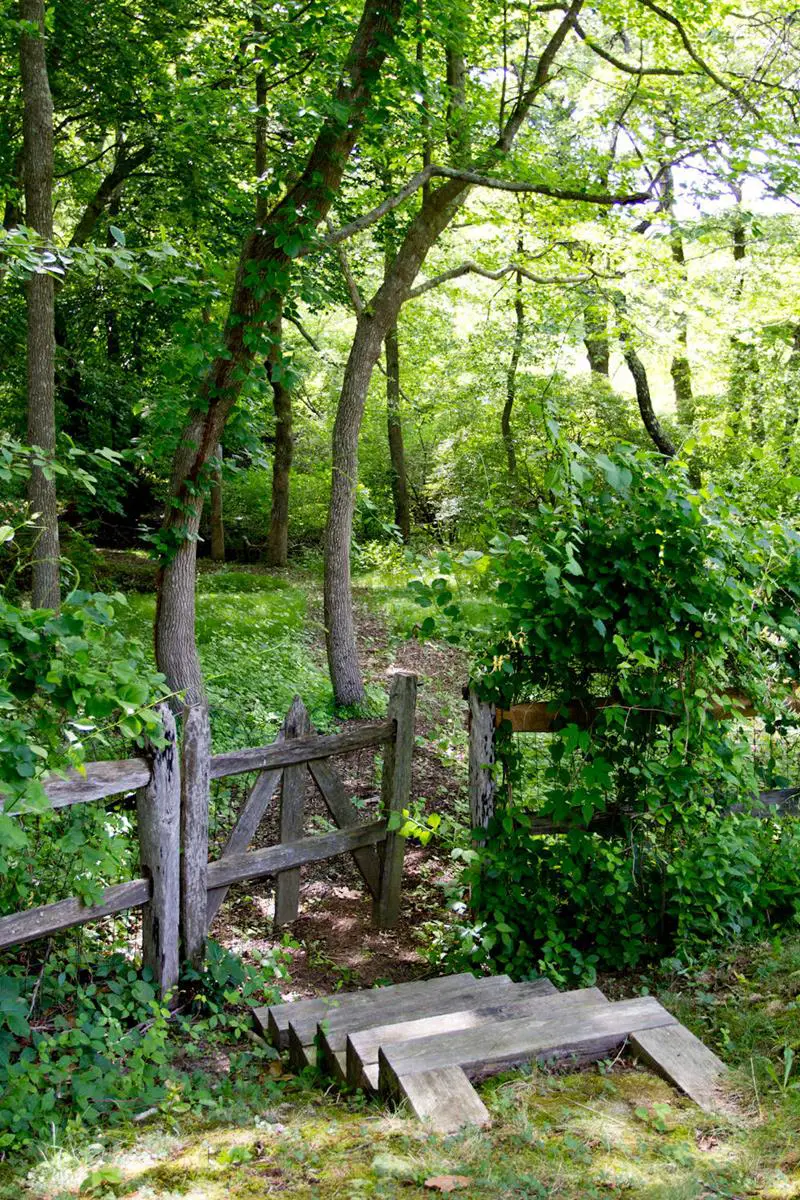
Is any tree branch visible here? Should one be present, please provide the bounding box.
[69,140,154,248]
[325,163,656,246]
[406,258,614,298]
[571,16,691,76]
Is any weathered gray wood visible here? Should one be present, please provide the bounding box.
[207,820,386,893]
[379,996,677,1093]
[312,975,528,1080]
[35,758,152,809]
[206,712,292,926]
[0,877,150,949]
[468,689,496,834]
[210,721,394,780]
[256,971,475,1051]
[630,1023,730,1114]
[295,972,495,1064]
[180,702,211,969]
[395,1065,491,1133]
[345,978,559,1089]
[374,671,417,928]
[275,698,311,926]
[137,704,181,997]
[309,759,381,898]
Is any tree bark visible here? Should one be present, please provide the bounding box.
[20,0,59,609]
[266,315,292,567]
[502,246,524,475]
[729,203,761,439]
[154,0,402,704]
[583,294,609,376]
[385,321,411,542]
[210,444,225,562]
[323,1,583,705]
[614,292,676,458]
[663,168,694,424]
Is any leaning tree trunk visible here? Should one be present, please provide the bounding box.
[323,0,582,705]
[614,292,676,459]
[20,0,59,609]
[266,316,293,567]
[210,444,225,562]
[502,254,524,475]
[154,0,402,704]
[663,168,694,424]
[583,294,609,376]
[385,322,411,542]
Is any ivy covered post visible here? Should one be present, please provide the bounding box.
[180,701,210,970]
[468,688,496,836]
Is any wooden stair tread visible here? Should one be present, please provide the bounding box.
[396,1066,491,1134]
[379,995,677,1092]
[630,1023,730,1114]
[344,980,584,1091]
[255,971,475,1049]
[290,973,533,1071]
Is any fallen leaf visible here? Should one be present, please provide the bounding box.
[424,1176,472,1193]
[696,1133,719,1152]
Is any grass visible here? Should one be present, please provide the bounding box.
[3,936,799,1200]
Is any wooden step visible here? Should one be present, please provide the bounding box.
[630,1023,729,1114]
[345,979,571,1091]
[379,995,677,1095]
[396,1066,491,1134]
[290,973,529,1072]
[255,971,475,1050]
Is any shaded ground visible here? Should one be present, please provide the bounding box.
[211,577,469,998]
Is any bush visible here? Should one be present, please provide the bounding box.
[422,444,800,980]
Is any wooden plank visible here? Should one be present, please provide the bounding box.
[345,979,560,1090]
[256,972,475,1051]
[630,1023,729,1114]
[0,877,150,950]
[468,689,496,833]
[395,1065,491,1133]
[210,721,394,780]
[180,702,211,969]
[206,715,288,927]
[34,758,151,809]
[206,820,386,893]
[298,973,509,1066]
[308,758,381,899]
[137,704,181,998]
[275,699,311,926]
[374,671,417,928]
[379,996,677,1093]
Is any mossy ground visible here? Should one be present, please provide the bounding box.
[6,935,800,1200]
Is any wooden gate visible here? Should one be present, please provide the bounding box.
[0,671,417,997]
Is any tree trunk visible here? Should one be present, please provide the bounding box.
[385,322,411,542]
[729,204,761,439]
[20,0,59,609]
[266,316,292,567]
[210,444,225,562]
[663,168,694,424]
[154,0,402,703]
[614,292,676,459]
[584,295,609,376]
[323,2,582,705]
[502,252,524,475]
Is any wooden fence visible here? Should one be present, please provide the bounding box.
[0,671,417,996]
[468,688,800,832]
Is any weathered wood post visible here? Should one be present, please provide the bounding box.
[274,696,310,926]
[137,703,181,997]
[468,688,496,837]
[375,670,417,929]
[180,701,210,970]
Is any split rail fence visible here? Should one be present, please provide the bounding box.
[0,671,417,996]
[468,688,800,832]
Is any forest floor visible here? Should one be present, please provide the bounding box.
[4,561,800,1199]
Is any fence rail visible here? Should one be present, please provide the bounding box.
[0,672,418,996]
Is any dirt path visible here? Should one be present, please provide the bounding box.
[215,585,471,1000]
